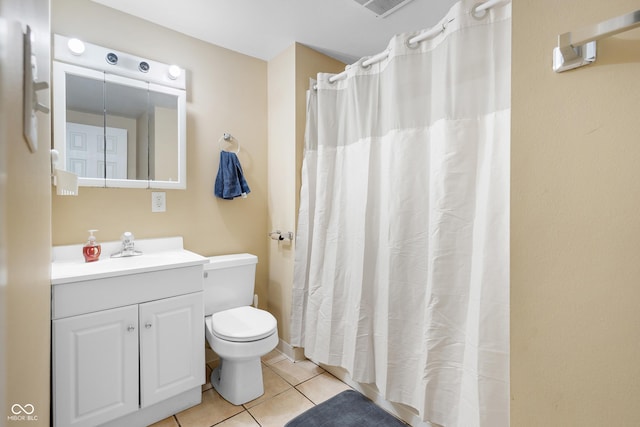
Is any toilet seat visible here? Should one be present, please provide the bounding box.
[209,306,277,342]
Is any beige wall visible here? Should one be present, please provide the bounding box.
[511,1,640,425]
[51,0,270,305]
[267,43,343,346]
[266,44,296,343]
[0,0,52,424]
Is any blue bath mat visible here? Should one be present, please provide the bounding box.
[285,390,407,426]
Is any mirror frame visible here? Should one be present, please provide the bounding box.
[52,35,187,190]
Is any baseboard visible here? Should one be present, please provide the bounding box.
[320,365,440,427]
[276,339,306,361]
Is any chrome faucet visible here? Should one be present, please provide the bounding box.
[111,231,143,258]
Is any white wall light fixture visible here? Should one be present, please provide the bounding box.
[168,65,181,80]
[67,38,85,56]
[54,34,187,90]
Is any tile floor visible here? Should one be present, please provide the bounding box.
[149,347,352,427]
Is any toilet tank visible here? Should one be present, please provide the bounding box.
[203,253,258,316]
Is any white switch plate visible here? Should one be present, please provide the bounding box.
[151,192,166,212]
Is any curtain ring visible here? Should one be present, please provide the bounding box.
[405,19,451,50]
[471,2,489,20]
[405,32,422,50]
[360,58,372,70]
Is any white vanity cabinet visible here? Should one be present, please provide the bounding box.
[53,305,140,427]
[139,293,203,407]
[51,237,207,427]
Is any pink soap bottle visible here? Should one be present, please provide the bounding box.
[83,229,101,262]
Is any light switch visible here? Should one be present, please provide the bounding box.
[23,25,49,153]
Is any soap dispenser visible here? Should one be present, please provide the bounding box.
[83,229,101,262]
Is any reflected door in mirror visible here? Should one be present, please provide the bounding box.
[66,122,128,179]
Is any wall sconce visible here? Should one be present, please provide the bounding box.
[67,38,85,56]
[168,65,181,80]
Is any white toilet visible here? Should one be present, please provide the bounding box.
[203,254,278,405]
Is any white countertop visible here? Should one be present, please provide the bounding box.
[51,236,207,285]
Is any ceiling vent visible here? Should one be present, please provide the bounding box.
[354,0,416,18]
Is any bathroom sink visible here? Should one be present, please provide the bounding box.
[51,236,206,284]
[51,236,208,319]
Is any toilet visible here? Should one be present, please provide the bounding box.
[203,254,278,405]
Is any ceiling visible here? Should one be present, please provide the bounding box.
[91,0,459,65]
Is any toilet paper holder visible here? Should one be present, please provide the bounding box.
[268,230,293,241]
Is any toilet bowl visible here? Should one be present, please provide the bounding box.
[203,254,279,405]
[205,306,278,404]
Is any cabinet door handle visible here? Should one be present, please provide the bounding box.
[145,323,152,329]
[127,325,135,332]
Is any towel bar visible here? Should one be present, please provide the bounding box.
[553,9,640,72]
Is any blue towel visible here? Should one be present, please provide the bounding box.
[214,151,250,199]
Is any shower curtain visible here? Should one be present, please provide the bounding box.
[291,1,511,426]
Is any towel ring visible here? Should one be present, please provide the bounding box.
[218,133,240,154]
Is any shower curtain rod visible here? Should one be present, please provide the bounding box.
[313,0,508,89]
[474,0,506,14]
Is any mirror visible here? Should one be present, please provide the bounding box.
[53,59,186,189]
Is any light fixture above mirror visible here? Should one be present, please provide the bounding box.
[67,38,85,56]
[55,34,186,90]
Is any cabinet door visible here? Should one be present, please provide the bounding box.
[139,292,204,407]
[53,305,139,427]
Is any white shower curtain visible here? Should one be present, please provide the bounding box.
[291,1,510,426]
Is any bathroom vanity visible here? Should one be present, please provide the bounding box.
[51,237,207,427]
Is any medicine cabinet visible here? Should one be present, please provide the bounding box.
[52,35,187,189]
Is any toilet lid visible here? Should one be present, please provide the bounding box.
[211,306,277,342]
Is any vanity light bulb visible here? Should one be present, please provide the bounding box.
[168,65,181,80]
[106,52,118,65]
[67,38,85,56]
